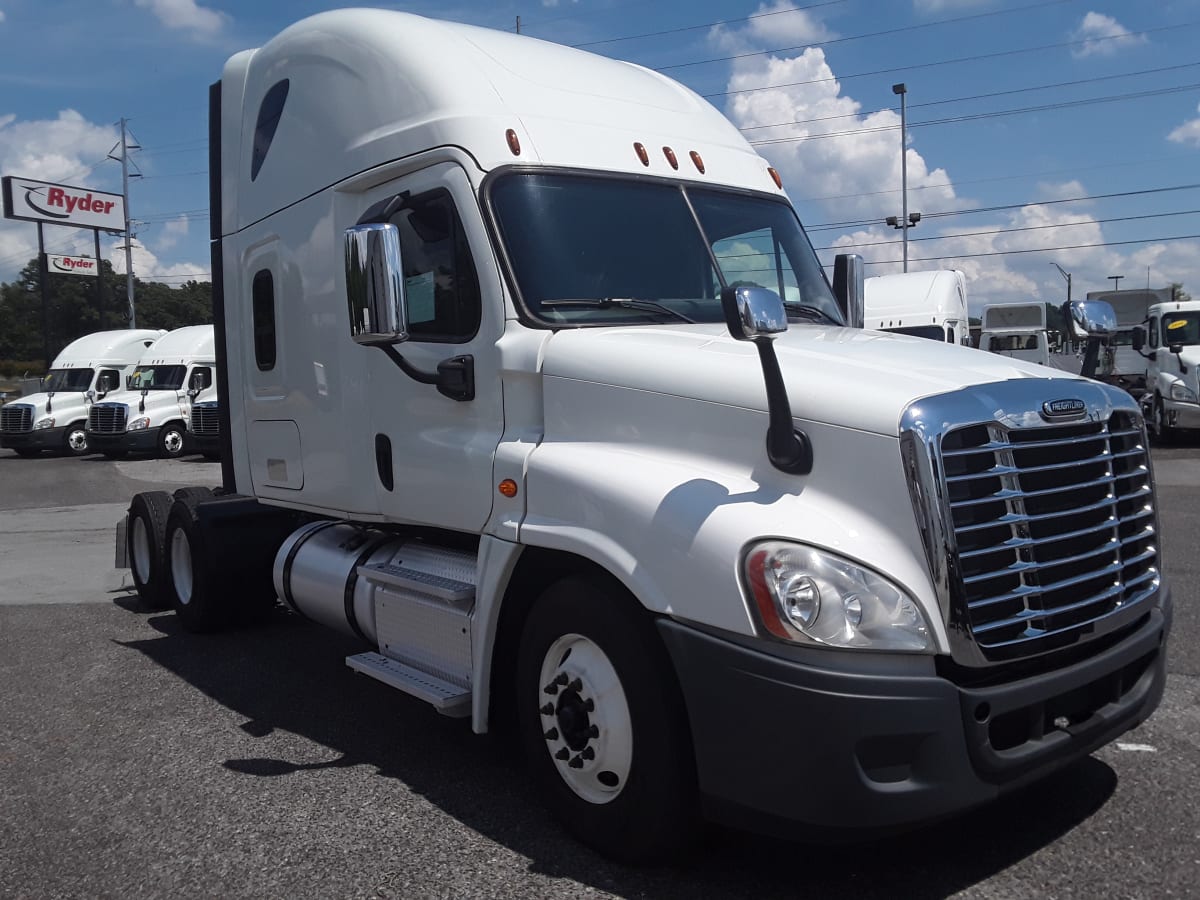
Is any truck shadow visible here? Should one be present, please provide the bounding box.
[119,608,1116,899]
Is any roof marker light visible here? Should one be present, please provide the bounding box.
[506,129,521,156]
[690,151,705,174]
[634,142,650,166]
[768,167,783,189]
[663,146,679,170]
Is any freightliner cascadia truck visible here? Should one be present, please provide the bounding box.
[119,10,1170,861]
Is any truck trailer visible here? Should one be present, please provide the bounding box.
[119,10,1170,861]
[0,328,163,457]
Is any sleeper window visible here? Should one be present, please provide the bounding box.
[252,270,277,371]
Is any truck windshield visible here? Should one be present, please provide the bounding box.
[1162,313,1200,345]
[885,325,945,341]
[42,368,95,392]
[488,172,842,326]
[989,334,1040,352]
[129,365,187,390]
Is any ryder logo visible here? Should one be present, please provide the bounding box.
[26,186,117,219]
[48,254,99,277]
[2,175,124,229]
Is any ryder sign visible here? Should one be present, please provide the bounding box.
[2,176,125,231]
[48,254,100,277]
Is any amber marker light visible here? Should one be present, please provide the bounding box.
[663,146,679,170]
[690,151,705,174]
[498,479,519,498]
[768,167,783,189]
[506,129,521,156]
[634,142,650,166]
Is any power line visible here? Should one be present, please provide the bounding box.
[658,0,1077,71]
[844,234,1200,267]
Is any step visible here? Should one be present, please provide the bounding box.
[357,562,475,602]
[346,652,471,718]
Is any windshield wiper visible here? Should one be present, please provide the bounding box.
[783,302,837,324]
[541,298,695,323]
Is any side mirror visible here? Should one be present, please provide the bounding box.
[125,375,133,391]
[720,286,788,341]
[1169,342,1184,355]
[344,223,408,346]
[1067,299,1117,338]
[86,389,96,402]
[1131,326,1145,352]
[831,253,865,328]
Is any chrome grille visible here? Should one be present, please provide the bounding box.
[191,403,220,436]
[901,381,1161,667]
[0,404,34,433]
[88,403,127,434]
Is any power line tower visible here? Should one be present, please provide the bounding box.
[107,118,142,327]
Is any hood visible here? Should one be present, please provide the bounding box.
[541,324,1077,436]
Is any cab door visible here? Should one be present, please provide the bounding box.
[354,163,505,532]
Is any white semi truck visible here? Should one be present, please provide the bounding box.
[980,302,1051,366]
[0,328,163,457]
[863,269,971,345]
[1087,288,1173,397]
[119,10,1169,862]
[88,324,216,459]
[1133,297,1200,439]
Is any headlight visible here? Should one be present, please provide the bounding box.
[744,542,933,653]
[1169,381,1197,403]
[127,417,151,431]
[33,417,55,429]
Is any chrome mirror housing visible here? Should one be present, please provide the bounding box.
[832,253,865,328]
[344,223,408,346]
[721,286,788,341]
[1067,299,1117,339]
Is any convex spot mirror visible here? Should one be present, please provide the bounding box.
[721,285,788,341]
[1067,299,1117,339]
[344,223,409,346]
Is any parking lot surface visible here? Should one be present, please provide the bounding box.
[0,443,1197,899]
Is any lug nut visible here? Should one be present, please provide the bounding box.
[554,673,569,686]
[569,755,584,769]
[555,747,570,761]
[581,747,595,760]
[588,725,599,738]
[540,703,555,716]
[568,678,583,692]
[543,727,559,741]
[584,698,594,712]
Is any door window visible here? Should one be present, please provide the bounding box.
[388,190,481,342]
[1148,316,1159,349]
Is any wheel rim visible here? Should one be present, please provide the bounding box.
[170,528,194,605]
[163,429,184,455]
[67,428,88,452]
[537,633,633,805]
[131,517,152,584]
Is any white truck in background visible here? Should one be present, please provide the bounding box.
[1133,297,1200,439]
[117,10,1168,862]
[1086,288,1173,397]
[863,269,971,345]
[0,329,163,457]
[980,302,1051,366]
[88,324,216,459]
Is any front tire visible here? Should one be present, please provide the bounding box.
[127,491,174,610]
[516,576,698,862]
[62,421,89,456]
[158,422,187,459]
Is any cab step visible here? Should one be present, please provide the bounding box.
[346,651,471,717]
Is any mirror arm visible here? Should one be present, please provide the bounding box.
[378,345,475,402]
[754,339,813,475]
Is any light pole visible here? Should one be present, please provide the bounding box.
[1108,275,1124,291]
[1051,262,1072,352]
[893,83,909,271]
[1051,262,1072,303]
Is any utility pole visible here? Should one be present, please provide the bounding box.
[108,118,141,328]
[516,15,521,34]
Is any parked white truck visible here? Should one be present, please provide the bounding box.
[863,269,971,345]
[0,328,163,457]
[88,324,216,459]
[118,10,1169,862]
[1133,297,1200,439]
[1086,288,1173,397]
[980,302,1051,366]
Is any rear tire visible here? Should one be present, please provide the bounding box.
[164,491,225,632]
[62,421,89,456]
[158,422,187,459]
[127,491,174,610]
[516,576,698,862]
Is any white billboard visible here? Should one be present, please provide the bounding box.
[47,254,100,277]
[2,176,125,230]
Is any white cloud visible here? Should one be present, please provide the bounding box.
[1070,12,1147,58]
[110,235,208,287]
[133,0,227,38]
[913,0,992,13]
[154,215,190,252]
[741,1,835,46]
[0,11,7,23]
[1168,103,1200,147]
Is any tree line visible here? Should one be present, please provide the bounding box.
[0,257,212,374]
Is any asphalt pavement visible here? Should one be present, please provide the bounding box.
[0,442,1197,899]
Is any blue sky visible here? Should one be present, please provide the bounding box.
[1,0,1198,313]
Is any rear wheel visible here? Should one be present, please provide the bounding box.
[164,488,231,632]
[127,491,174,610]
[62,422,89,456]
[516,576,698,862]
[158,422,187,459]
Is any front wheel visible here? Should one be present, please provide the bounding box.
[158,423,187,459]
[516,576,698,862]
[62,422,89,456]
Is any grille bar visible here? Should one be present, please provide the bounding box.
[191,403,220,436]
[945,447,1144,483]
[0,404,34,433]
[88,404,128,434]
[939,427,1141,457]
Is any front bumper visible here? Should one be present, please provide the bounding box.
[88,427,161,454]
[189,432,220,454]
[0,425,67,450]
[658,595,1169,837]
[1163,398,1200,429]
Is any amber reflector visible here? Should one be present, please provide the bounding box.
[634,142,650,166]
[768,167,783,188]
[498,479,519,498]
[663,146,679,170]
[690,151,705,174]
[506,129,521,156]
